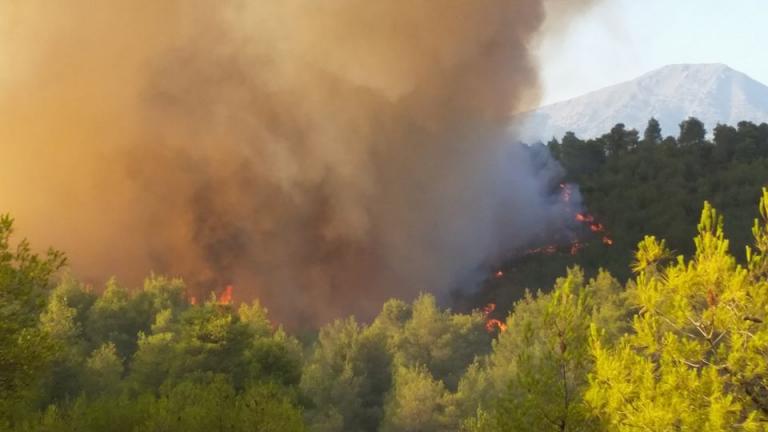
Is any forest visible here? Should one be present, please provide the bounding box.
[3,118,768,431]
[471,118,768,313]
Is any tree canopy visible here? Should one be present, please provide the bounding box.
[477,118,768,314]
[3,118,768,431]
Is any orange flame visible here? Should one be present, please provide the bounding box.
[524,185,614,259]
[218,285,233,305]
[494,270,504,278]
[485,319,508,332]
[482,303,507,333]
[575,211,613,248]
[189,296,197,305]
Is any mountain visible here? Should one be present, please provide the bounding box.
[517,63,768,143]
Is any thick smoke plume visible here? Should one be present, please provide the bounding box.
[0,1,595,325]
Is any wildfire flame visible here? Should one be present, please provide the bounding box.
[574,212,613,248]
[482,303,507,333]
[189,296,197,305]
[494,270,504,278]
[486,319,507,333]
[521,183,614,258]
[218,285,233,305]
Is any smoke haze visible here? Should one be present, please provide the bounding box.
[0,1,596,324]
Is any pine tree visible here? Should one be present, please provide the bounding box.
[587,194,768,430]
[0,215,64,420]
[465,268,627,432]
[642,117,662,146]
[678,116,707,146]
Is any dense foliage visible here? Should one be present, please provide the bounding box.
[2,120,768,430]
[553,118,768,276]
[473,118,768,313]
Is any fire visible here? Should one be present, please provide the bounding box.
[189,296,197,305]
[218,285,233,305]
[494,270,504,278]
[486,319,508,332]
[482,303,507,333]
[574,211,613,248]
[522,184,614,259]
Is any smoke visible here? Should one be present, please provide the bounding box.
[0,0,596,325]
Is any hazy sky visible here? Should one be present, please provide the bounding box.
[538,0,768,105]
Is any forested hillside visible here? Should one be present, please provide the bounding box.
[3,187,768,430]
[554,117,768,263]
[471,118,768,313]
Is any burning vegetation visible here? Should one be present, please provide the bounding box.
[482,302,508,333]
[474,181,615,323]
[521,183,614,258]
[218,285,233,305]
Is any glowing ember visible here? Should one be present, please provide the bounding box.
[218,285,233,305]
[602,236,613,245]
[494,270,504,278]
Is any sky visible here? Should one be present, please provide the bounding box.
[537,0,768,106]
